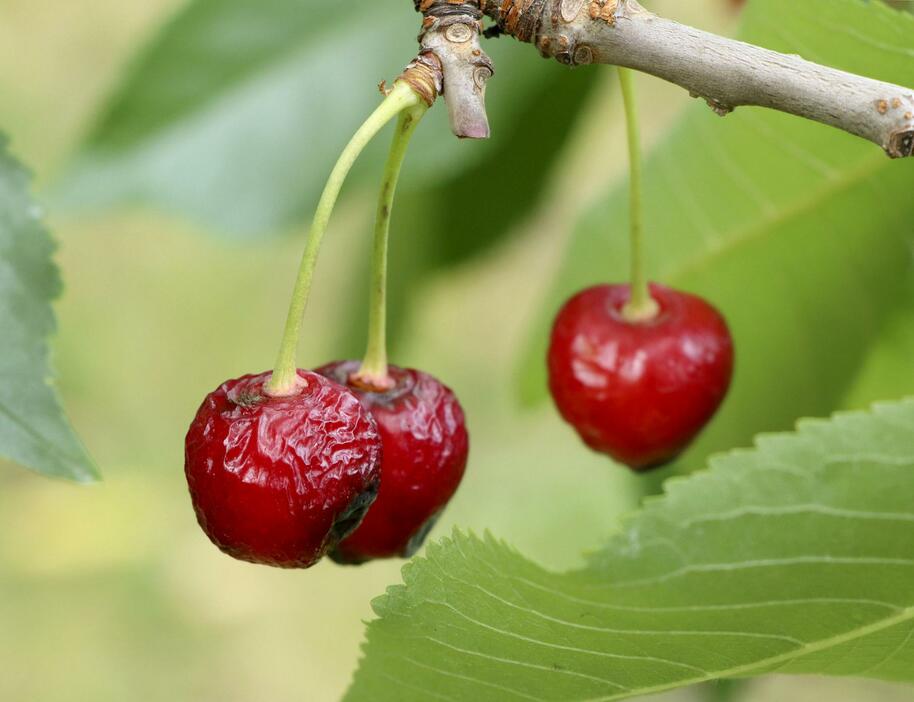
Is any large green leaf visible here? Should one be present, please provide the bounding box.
[347,399,914,701]
[55,0,591,238]
[518,0,914,468]
[0,138,96,481]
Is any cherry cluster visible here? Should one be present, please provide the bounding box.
[185,364,467,568]
[183,70,734,570]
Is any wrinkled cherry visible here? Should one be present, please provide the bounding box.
[548,283,733,470]
[184,370,382,568]
[317,361,469,564]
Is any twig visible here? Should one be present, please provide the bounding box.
[416,0,495,139]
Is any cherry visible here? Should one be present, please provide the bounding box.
[184,370,382,568]
[316,361,469,564]
[548,283,733,470]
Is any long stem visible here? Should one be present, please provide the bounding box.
[352,103,428,391]
[617,67,659,323]
[265,82,421,396]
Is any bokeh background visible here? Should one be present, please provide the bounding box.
[0,0,912,700]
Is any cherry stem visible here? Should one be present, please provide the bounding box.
[617,67,659,323]
[353,103,428,391]
[265,81,422,397]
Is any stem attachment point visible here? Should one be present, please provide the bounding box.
[622,294,661,323]
[347,370,397,394]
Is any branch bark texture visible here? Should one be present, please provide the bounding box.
[415,1,495,138]
[420,0,914,157]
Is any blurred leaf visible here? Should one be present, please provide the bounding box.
[348,399,914,701]
[841,272,914,409]
[55,0,590,238]
[885,0,914,12]
[409,67,598,267]
[518,0,914,469]
[0,137,96,481]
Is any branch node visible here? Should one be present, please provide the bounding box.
[706,98,734,117]
[887,128,914,159]
[416,1,495,139]
[397,52,444,107]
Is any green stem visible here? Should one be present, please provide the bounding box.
[618,67,659,323]
[353,103,428,391]
[265,82,422,396]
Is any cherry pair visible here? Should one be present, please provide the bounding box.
[184,84,465,569]
[184,362,468,568]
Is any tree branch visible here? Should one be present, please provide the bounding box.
[419,0,914,158]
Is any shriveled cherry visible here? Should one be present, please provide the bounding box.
[317,361,469,564]
[184,369,382,568]
[548,283,733,470]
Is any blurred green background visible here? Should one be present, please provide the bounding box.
[1,0,913,700]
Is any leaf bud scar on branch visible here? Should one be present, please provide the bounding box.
[416,0,495,139]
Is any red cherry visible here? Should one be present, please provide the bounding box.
[548,283,733,470]
[184,370,382,568]
[316,361,469,564]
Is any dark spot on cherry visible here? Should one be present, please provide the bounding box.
[184,369,382,568]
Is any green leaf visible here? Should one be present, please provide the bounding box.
[0,137,96,481]
[517,0,914,467]
[404,67,598,269]
[347,399,914,701]
[55,0,590,238]
[842,274,914,410]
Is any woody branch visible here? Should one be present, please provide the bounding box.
[414,0,914,158]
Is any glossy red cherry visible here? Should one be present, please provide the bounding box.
[317,361,469,564]
[184,370,382,568]
[548,283,733,470]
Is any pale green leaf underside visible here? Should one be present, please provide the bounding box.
[0,138,96,481]
[518,0,914,464]
[347,399,914,701]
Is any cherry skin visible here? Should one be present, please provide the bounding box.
[184,369,382,568]
[317,361,469,564]
[548,283,733,470]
